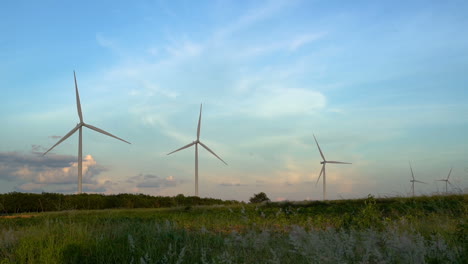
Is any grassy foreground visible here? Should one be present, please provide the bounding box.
[0,194,466,263]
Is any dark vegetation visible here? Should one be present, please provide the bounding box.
[0,194,466,263]
[0,192,239,214]
[1,192,466,232]
[249,192,270,203]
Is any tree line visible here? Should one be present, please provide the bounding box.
[0,192,239,214]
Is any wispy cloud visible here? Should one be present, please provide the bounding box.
[288,33,325,51]
[136,110,193,144]
[240,87,326,118]
[96,33,114,49]
[219,182,248,187]
[95,33,126,57]
[213,0,295,41]
[123,173,180,194]
[236,32,326,58]
[165,40,203,58]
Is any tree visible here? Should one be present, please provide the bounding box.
[249,192,270,204]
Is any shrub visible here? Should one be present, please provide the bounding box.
[249,192,270,204]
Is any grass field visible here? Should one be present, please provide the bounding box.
[1,194,466,263]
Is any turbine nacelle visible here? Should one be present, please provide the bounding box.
[438,167,453,193]
[410,179,426,184]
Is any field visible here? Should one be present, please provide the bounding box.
[1,194,466,263]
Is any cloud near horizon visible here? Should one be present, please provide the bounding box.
[219,182,248,187]
[0,149,107,192]
[128,173,178,189]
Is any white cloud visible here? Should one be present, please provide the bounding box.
[232,74,263,94]
[138,112,193,144]
[35,155,100,184]
[288,33,324,51]
[214,0,294,41]
[164,38,203,58]
[235,32,325,59]
[237,42,284,58]
[0,151,106,189]
[147,47,159,56]
[96,33,114,48]
[245,87,326,117]
[140,80,179,98]
[0,150,113,193]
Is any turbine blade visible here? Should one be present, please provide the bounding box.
[315,164,324,186]
[409,161,415,180]
[43,124,81,156]
[198,141,227,165]
[83,123,131,144]
[414,180,426,184]
[74,71,83,123]
[167,142,195,155]
[313,134,326,161]
[447,167,452,180]
[197,104,202,141]
[326,161,352,164]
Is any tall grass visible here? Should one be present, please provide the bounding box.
[1,194,466,263]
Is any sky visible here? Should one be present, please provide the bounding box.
[1,0,468,201]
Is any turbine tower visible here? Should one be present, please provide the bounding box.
[43,71,131,194]
[436,167,452,194]
[409,161,426,196]
[167,104,227,197]
[313,134,351,200]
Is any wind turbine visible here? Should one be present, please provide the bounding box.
[43,71,131,194]
[313,134,351,200]
[409,161,426,196]
[167,104,227,197]
[436,167,452,194]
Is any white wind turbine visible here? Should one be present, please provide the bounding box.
[436,167,452,194]
[313,134,351,200]
[43,71,131,194]
[167,104,227,197]
[409,161,426,197]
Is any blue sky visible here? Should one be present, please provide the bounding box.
[1,0,468,201]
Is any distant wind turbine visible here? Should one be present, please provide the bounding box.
[436,167,452,194]
[313,134,351,200]
[43,71,131,194]
[409,161,426,196]
[167,104,227,197]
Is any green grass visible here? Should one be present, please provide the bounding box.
[1,194,466,263]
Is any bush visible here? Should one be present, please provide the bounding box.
[249,192,270,204]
